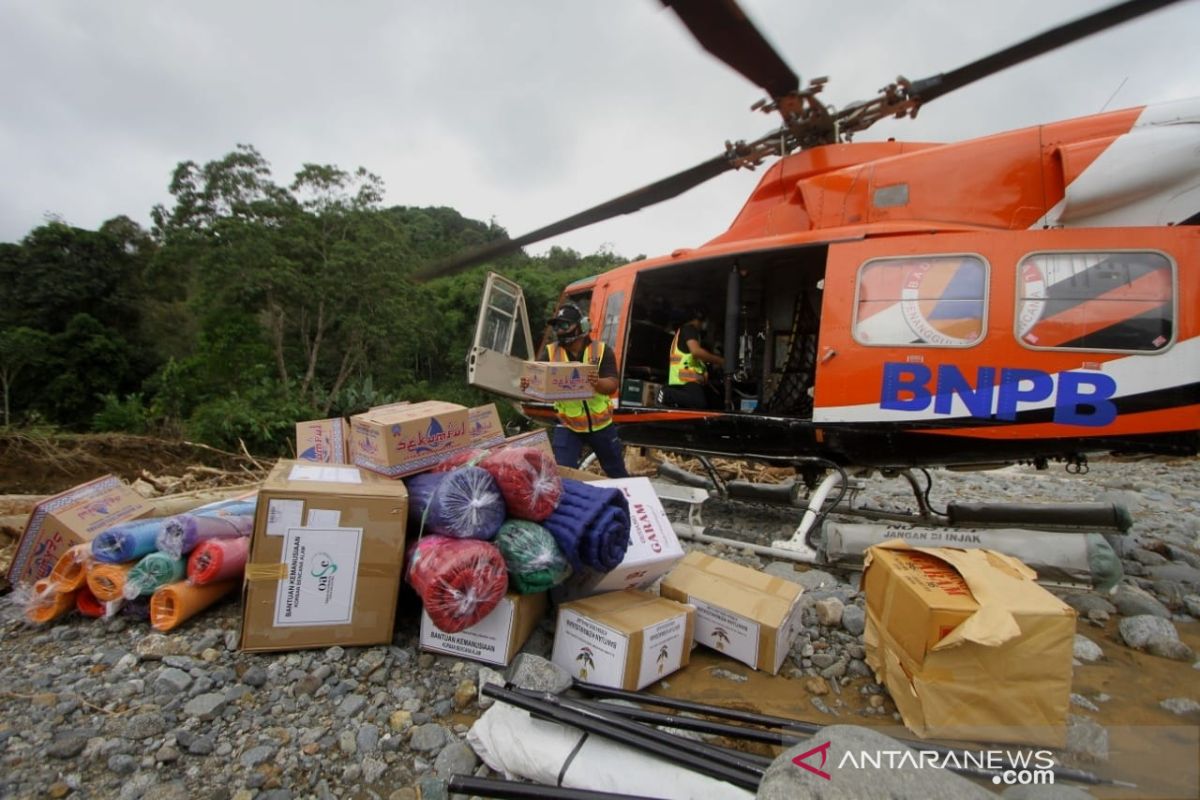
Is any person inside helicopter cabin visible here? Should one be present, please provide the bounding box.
[661,306,725,410]
[520,302,629,478]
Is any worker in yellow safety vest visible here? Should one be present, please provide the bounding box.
[521,303,628,477]
[661,307,724,409]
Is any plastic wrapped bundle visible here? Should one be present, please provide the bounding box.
[120,596,152,621]
[479,447,562,522]
[541,479,631,572]
[150,579,238,632]
[91,518,166,564]
[187,537,250,585]
[25,579,77,624]
[123,552,187,599]
[494,520,572,594]
[48,544,92,592]
[156,498,257,559]
[406,536,508,633]
[406,468,506,540]
[86,561,136,602]
[432,449,489,472]
[75,585,106,619]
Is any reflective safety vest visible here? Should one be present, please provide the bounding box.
[545,341,614,433]
[668,328,707,386]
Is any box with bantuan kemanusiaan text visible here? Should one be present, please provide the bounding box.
[349,401,471,478]
[551,589,694,690]
[660,552,804,674]
[521,361,598,401]
[240,460,408,651]
[296,417,350,464]
[862,540,1075,746]
[420,591,547,666]
[7,475,152,587]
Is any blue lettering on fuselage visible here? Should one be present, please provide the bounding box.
[880,363,1117,427]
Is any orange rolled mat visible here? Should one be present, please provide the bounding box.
[87,561,136,602]
[49,544,93,592]
[26,579,78,624]
[75,585,106,618]
[150,579,237,633]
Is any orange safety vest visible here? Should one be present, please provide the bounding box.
[669,328,707,385]
[545,341,614,433]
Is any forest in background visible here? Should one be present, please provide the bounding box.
[0,144,631,454]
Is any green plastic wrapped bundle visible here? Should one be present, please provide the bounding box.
[494,519,573,594]
[123,552,187,599]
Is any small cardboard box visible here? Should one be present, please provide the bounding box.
[349,400,471,478]
[558,477,685,598]
[660,552,804,674]
[420,591,547,666]
[7,476,152,587]
[521,361,598,401]
[862,541,1076,746]
[493,429,555,461]
[551,589,694,690]
[468,403,505,449]
[641,382,662,407]
[240,460,408,652]
[296,417,350,464]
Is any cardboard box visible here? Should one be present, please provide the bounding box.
[296,417,350,464]
[7,476,152,587]
[551,589,694,690]
[862,541,1076,746]
[521,361,598,401]
[468,403,505,449]
[240,460,408,651]
[660,552,804,674]
[420,591,547,666]
[641,382,662,407]
[493,428,555,461]
[349,400,471,478]
[558,477,685,598]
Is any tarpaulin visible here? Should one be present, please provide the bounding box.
[479,447,562,522]
[187,536,249,585]
[494,519,572,594]
[123,552,186,599]
[150,579,238,632]
[156,498,257,559]
[407,535,508,633]
[541,479,630,572]
[406,467,506,540]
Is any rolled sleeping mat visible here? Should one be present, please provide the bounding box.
[150,579,239,632]
[187,536,250,585]
[75,585,106,619]
[25,579,78,624]
[541,479,631,572]
[405,467,507,540]
[479,447,563,522]
[91,518,167,564]
[406,536,509,634]
[494,519,572,594]
[155,498,258,559]
[86,561,137,602]
[48,544,93,592]
[123,552,187,599]
[946,501,1132,533]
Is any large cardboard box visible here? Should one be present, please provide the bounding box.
[551,589,694,690]
[556,477,685,599]
[660,552,804,674]
[468,403,505,449]
[349,400,472,478]
[240,460,408,651]
[296,417,350,464]
[862,541,1076,746]
[7,476,152,587]
[521,361,598,401]
[420,591,547,666]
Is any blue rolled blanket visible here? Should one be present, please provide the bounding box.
[406,467,506,540]
[540,478,631,572]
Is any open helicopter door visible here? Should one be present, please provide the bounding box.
[467,271,536,400]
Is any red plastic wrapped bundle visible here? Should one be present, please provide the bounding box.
[432,449,488,472]
[478,446,563,522]
[406,536,508,634]
[187,537,250,585]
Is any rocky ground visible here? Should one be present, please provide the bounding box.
[1,455,1198,799]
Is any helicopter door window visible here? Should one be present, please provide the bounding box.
[600,291,624,350]
[1016,251,1174,353]
[853,255,987,347]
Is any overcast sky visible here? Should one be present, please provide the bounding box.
[2,0,1199,260]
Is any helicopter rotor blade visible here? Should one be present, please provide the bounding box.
[413,151,738,282]
[660,0,799,102]
[904,0,1186,106]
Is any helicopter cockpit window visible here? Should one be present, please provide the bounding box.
[853,255,987,347]
[1015,251,1174,353]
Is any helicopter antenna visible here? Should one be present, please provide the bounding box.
[1100,77,1130,112]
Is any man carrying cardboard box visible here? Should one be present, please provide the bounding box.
[521,303,627,478]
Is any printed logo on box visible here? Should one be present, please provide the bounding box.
[690,596,759,669]
[392,418,467,454]
[553,610,628,687]
[421,601,515,666]
[274,526,363,627]
[299,425,339,462]
[636,613,687,688]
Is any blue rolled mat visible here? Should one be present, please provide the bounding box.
[405,467,506,540]
[91,518,168,564]
[540,479,631,572]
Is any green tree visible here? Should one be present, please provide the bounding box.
[0,326,51,426]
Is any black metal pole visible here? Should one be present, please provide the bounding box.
[482,685,762,791]
[447,774,670,800]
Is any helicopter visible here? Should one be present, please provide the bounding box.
[418,0,1200,547]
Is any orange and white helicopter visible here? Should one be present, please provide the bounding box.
[424,0,1200,551]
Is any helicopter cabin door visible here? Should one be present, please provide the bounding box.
[813,227,1200,440]
[467,271,536,400]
